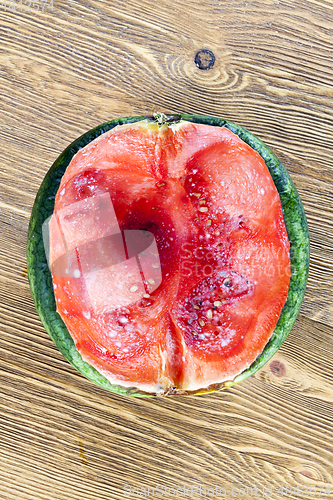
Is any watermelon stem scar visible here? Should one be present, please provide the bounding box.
[27,114,310,397]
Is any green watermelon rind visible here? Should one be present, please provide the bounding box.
[27,114,310,396]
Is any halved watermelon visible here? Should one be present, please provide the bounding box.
[27,113,309,396]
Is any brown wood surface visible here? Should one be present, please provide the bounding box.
[1,0,333,499]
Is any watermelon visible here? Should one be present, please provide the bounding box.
[27,113,309,396]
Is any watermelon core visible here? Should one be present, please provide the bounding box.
[47,119,290,394]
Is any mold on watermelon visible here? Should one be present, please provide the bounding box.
[27,113,309,396]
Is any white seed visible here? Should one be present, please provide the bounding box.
[193,305,200,310]
[143,293,150,298]
[192,331,198,336]
[83,311,91,319]
[152,264,159,269]
[158,182,165,187]
[214,301,222,307]
[206,220,212,227]
[215,230,220,236]
[130,285,138,293]
[206,309,213,319]
[199,200,206,205]
[147,278,155,285]
[193,192,201,197]
[199,207,208,212]
[198,319,205,327]
[73,269,81,278]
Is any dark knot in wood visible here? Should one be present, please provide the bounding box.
[194,50,215,70]
[269,360,286,377]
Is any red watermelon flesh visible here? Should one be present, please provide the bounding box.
[49,120,290,393]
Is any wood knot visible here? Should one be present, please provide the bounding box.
[194,50,215,70]
[269,360,286,377]
[299,470,314,478]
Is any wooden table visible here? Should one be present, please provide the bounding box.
[1,1,332,499]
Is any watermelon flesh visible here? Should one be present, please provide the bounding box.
[48,120,290,394]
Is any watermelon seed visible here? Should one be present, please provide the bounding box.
[198,319,205,327]
[223,278,231,288]
[206,309,213,319]
[139,298,153,307]
[207,220,212,227]
[130,285,138,293]
[199,207,208,213]
[192,331,198,336]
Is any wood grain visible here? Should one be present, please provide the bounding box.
[1,0,333,498]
